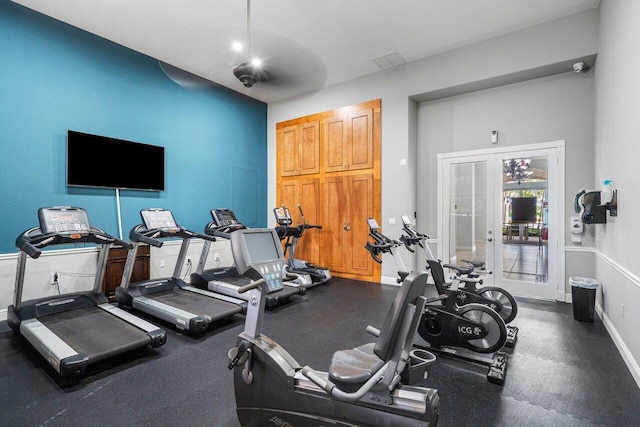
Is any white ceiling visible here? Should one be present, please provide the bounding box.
[13,0,600,103]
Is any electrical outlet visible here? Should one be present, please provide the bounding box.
[388,218,396,225]
[159,260,165,268]
[214,253,220,261]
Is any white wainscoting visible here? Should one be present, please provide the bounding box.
[0,239,233,322]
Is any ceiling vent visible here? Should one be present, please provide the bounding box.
[372,52,407,70]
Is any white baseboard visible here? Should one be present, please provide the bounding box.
[0,308,5,322]
[596,302,640,388]
[381,276,401,286]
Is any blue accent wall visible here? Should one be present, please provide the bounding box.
[0,1,267,254]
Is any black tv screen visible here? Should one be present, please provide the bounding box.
[511,197,537,223]
[67,131,165,191]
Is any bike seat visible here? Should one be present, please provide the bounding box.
[461,259,485,269]
[443,263,473,276]
[328,343,384,393]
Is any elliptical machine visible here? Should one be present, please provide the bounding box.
[273,204,331,286]
[365,218,509,384]
[227,227,439,426]
[398,215,518,346]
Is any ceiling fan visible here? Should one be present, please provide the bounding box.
[161,0,328,101]
[233,0,269,87]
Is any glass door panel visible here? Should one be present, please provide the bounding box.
[494,149,558,299]
[501,155,548,284]
[445,159,492,276]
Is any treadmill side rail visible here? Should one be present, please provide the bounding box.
[182,285,246,306]
[21,319,88,376]
[98,303,166,347]
[132,296,209,332]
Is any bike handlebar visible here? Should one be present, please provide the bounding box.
[364,241,387,263]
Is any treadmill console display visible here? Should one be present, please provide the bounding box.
[273,207,292,226]
[211,209,240,227]
[141,209,179,231]
[230,229,285,294]
[401,215,411,226]
[38,207,91,235]
[210,209,246,234]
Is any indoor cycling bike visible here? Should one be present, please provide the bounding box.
[399,214,519,347]
[366,218,509,384]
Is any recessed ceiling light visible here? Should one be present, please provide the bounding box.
[232,41,243,52]
[251,58,262,67]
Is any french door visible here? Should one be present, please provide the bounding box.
[438,141,565,300]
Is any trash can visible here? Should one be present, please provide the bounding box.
[570,277,599,322]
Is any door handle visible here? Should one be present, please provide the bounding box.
[344,221,350,231]
[488,237,493,242]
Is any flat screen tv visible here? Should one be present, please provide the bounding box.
[511,197,537,223]
[67,130,165,191]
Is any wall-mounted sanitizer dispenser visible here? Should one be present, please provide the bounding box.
[570,216,584,243]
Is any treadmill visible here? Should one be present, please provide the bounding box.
[7,206,166,377]
[190,208,305,307]
[116,208,246,333]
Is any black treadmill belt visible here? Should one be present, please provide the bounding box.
[149,289,243,321]
[41,307,151,362]
[216,275,251,287]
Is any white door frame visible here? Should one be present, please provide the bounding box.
[437,140,566,301]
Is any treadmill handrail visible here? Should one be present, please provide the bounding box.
[203,220,246,240]
[183,228,216,242]
[16,225,133,258]
[130,224,215,246]
[16,230,43,259]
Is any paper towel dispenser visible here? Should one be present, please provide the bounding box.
[580,191,607,224]
[574,189,617,224]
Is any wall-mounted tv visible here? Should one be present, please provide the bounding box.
[67,130,165,191]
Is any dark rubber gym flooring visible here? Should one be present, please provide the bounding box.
[1,278,639,426]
